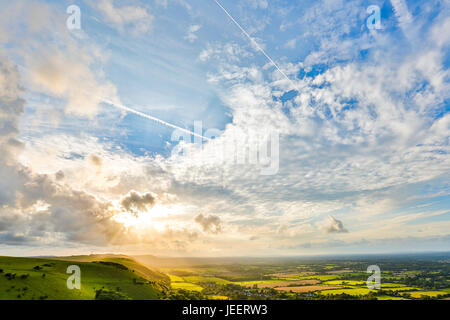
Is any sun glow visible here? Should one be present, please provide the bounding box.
[113,203,182,232]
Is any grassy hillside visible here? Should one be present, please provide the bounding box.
[0,256,165,300]
[54,254,170,286]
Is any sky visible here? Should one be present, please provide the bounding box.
[0,0,449,257]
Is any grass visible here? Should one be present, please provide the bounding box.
[407,291,448,298]
[234,279,290,286]
[376,295,407,300]
[322,281,410,289]
[167,274,230,293]
[298,275,341,281]
[381,283,408,288]
[0,256,162,300]
[319,288,377,296]
[170,282,204,292]
[161,268,197,276]
[208,295,229,300]
[167,274,184,282]
[276,285,340,293]
[384,286,422,292]
[54,254,170,285]
[323,280,366,286]
[183,276,231,285]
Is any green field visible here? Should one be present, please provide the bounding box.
[376,295,406,300]
[167,274,184,282]
[0,256,165,300]
[170,282,204,292]
[319,288,377,296]
[1,254,449,300]
[183,276,232,285]
[299,275,341,281]
[380,283,408,288]
[323,280,366,286]
[207,295,229,300]
[407,291,448,298]
[383,286,422,292]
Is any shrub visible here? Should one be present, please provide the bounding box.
[94,289,130,300]
[5,273,16,280]
[92,261,128,270]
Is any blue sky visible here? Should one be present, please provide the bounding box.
[0,0,449,256]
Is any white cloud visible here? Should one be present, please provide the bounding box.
[318,216,348,234]
[284,38,296,49]
[184,24,201,43]
[0,0,449,255]
[195,214,222,234]
[26,45,119,118]
[248,0,268,10]
[0,1,120,118]
[390,0,413,27]
[91,0,154,35]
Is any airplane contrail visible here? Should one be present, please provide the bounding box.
[100,98,211,141]
[16,64,210,141]
[213,0,300,92]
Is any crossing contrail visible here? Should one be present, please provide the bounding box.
[213,0,300,92]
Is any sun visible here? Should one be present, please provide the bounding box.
[113,204,172,231]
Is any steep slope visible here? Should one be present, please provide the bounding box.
[56,254,170,286]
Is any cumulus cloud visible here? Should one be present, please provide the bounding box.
[0,57,134,246]
[26,45,119,118]
[0,0,120,118]
[195,214,222,234]
[120,191,155,215]
[320,216,348,234]
[55,170,64,181]
[89,154,103,167]
[0,59,25,166]
[1,0,449,255]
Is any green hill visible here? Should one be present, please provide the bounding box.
[53,254,170,285]
[0,255,167,300]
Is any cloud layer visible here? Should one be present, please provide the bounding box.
[0,0,448,256]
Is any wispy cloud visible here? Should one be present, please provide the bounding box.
[185,24,201,42]
[90,0,154,35]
